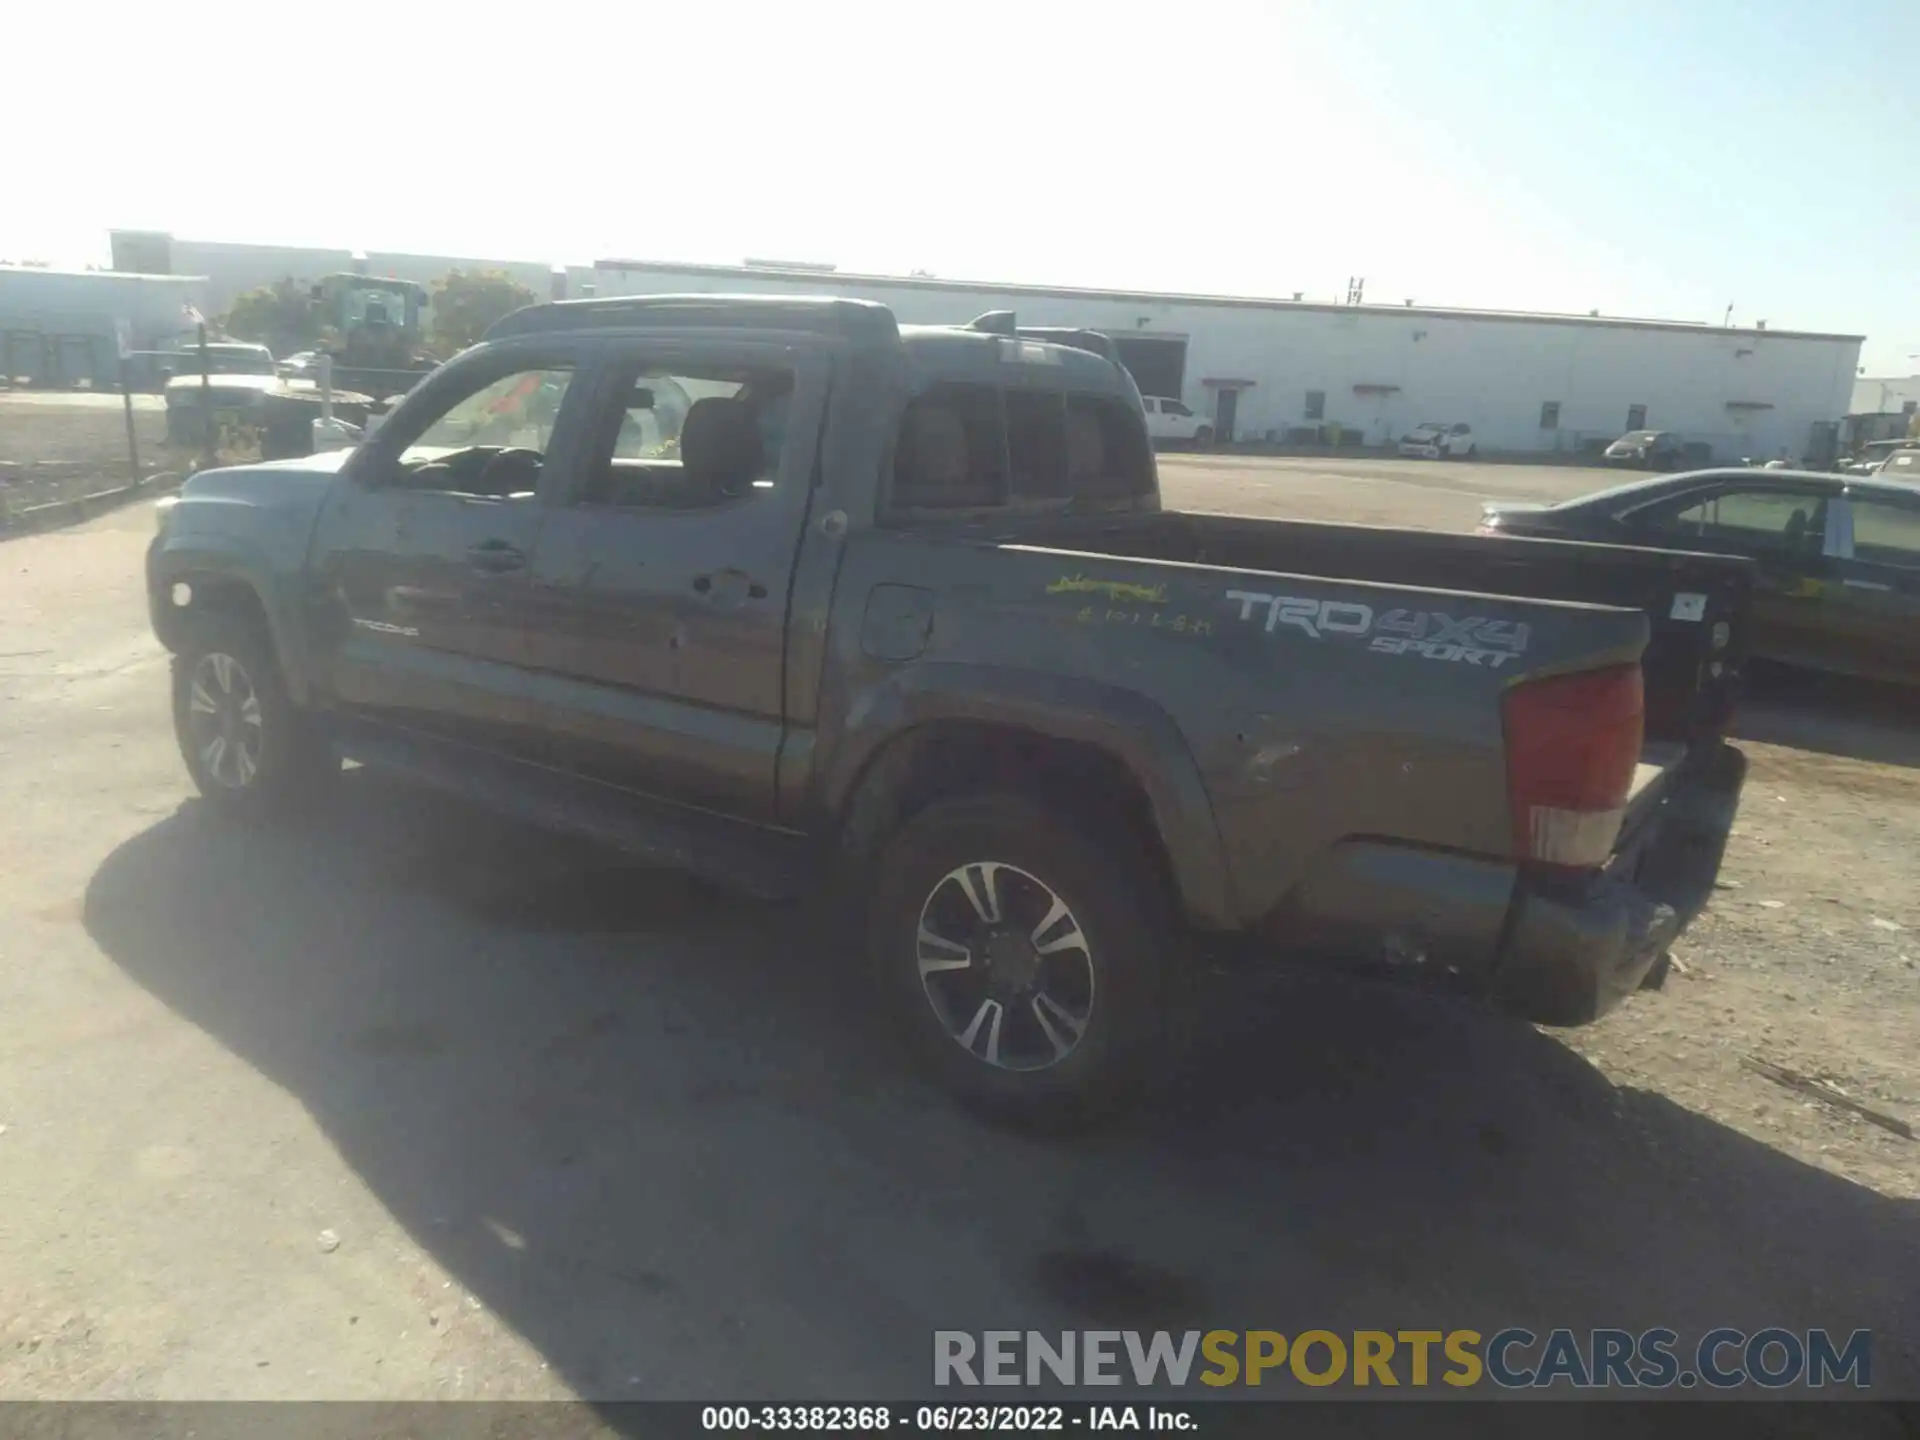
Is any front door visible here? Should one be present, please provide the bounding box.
[1621,481,1837,667]
[1213,387,1239,444]
[307,348,588,753]
[521,342,829,822]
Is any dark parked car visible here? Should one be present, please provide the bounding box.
[149,296,1750,1124]
[1603,430,1688,470]
[1481,469,1920,686]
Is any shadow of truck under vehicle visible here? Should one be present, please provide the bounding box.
[82,775,1918,1420]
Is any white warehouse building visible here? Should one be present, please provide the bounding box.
[589,260,1864,464]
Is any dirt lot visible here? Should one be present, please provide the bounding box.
[0,456,1913,1413]
[0,392,172,510]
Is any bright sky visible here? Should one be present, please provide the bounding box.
[8,0,1917,371]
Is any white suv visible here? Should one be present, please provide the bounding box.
[1398,422,1478,459]
[1141,396,1212,446]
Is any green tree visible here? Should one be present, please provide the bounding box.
[429,269,538,356]
[223,277,320,355]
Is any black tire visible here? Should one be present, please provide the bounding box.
[172,613,338,820]
[866,793,1183,1128]
[1193,426,1213,448]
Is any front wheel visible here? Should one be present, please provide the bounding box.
[173,614,338,819]
[1193,426,1213,448]
[867,793,1183,1128]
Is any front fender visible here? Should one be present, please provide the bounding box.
[821,661,1236,931]
[148,533,314,705]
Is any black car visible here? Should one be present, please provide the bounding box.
[1481,469,1920,686]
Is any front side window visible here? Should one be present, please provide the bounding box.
[1642,487,1826,554]
[1166,400,1193,417]
[402,367,575,464]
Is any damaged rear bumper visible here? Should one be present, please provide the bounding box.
[1275,742,1747,1025]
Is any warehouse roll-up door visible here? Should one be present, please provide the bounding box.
[1113,335,1187,402]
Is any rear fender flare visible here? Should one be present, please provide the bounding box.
[820,663,1236,931]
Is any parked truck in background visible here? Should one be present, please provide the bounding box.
[147,296,1750,1125]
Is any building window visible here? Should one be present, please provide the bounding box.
[1626,404,1648,431]
[1539,401,1561,430]
[1304,389,1326,420]
[1903,401,1918,417]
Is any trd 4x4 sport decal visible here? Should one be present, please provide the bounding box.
[1224,590,1531,668]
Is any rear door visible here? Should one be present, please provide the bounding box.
[521,336,831,822]
[1618,479,1836,667]
[1829,491,1920,684]
[307,343,589,752]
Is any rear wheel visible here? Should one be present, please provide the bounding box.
[172,614,338,819]
[867,793,1183,1128]
[1193,425,1213,448]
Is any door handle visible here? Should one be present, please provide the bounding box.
[691,571,768,601]
[467,540,526,574]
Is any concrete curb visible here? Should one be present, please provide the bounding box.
[0,471,185,538]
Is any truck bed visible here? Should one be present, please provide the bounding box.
[1025,509,1752,746]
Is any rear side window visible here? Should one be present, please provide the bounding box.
[1849,500,1920,566]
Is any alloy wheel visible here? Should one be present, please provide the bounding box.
[915,861,1096,1072]
[184,651,265,789]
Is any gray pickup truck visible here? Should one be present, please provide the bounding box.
[148,295,1749,1123]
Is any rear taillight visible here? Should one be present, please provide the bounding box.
[1502,664,1644,870]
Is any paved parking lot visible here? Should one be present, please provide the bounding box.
[0,459,1914,1418]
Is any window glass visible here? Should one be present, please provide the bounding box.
[1878,451,1920,479]
[1626,405,1648,431]
[578,364,792,509]
[891,384,1006,510]
[1005,388,1069,497]
[402,367,574,463]
[1062,394,1154,502]
[1539,401,1560,429]
[1849,500,1920,566]
[1167,400,1192,417]
[1645,488,1825,553]
[1305,389,1327,421]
